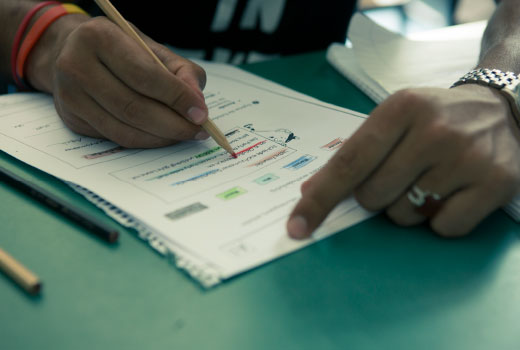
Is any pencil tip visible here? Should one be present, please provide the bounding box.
[231,153,237,159]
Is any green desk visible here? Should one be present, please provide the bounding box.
[1,51,520,350]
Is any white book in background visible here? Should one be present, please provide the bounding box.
[327,13,520,221]
[327,13,486,103]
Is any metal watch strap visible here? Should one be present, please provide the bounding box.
[451,68,519,90]
[451,68,520,126]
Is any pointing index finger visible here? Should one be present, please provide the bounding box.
[287,92,414,239]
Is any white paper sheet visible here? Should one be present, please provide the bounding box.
[0,62,373,287]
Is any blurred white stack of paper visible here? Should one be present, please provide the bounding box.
[327,13,486,103]
[326,13,520,222]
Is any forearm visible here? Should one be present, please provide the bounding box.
[0,0,89,91]
[478,0,520,72]
[0,0,39,81]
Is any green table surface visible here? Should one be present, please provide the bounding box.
[1,51,520,350]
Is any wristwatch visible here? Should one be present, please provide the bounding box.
[451,68,520,127]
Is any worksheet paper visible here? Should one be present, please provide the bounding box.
[0,62,372,287]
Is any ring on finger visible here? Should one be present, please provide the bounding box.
[407,185,444,217]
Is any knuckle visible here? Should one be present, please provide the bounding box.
[151,42,169,57]
[55,51,80,80]
[74,17,113,44]
[329,148,359,180]
[169,87,190,109]
[394,88,419,102]
[392,89,446,125]
[392,89,427,111]
[130,67,156,91]
[122,98,145,125]
[353,189,380,211]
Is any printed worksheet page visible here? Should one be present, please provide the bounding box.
[0,62,372,287]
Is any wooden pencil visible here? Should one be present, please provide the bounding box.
[0,247,42,295]
[93,0,236,158]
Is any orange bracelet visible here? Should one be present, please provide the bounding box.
[11,1,60,89]
[15,3,88,89]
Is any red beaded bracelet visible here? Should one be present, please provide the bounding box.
[13,3,88,90]
[11,1,60,89]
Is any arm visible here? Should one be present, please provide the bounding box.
[287,0,520,238]
[0,1,39,81]
[1,1,209,148]
[0,1,97,88]
[479,0,520,72]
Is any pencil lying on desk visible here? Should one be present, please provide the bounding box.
[93,0,236,158]
[0,246,42,295]
[0,165,119,244]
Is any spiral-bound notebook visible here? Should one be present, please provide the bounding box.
[327,13,520,221]
[0,62,374,288]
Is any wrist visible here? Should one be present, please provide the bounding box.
[24,12,90,93]
[451,83,509,108]
[452,68,520,129]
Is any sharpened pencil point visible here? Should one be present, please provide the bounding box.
[231,152,237,159]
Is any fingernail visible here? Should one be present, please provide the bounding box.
[287,215,308,239]
[187,107,207,124]
[195,130,210,140]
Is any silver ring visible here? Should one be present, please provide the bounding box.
[407,185,441,207]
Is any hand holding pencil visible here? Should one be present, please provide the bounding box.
[23,0,233,151]
[93,0,235,156]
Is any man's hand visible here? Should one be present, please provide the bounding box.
[287,85,520,238]
[26,16,209,148]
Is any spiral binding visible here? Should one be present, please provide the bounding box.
[66,182,222,288]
